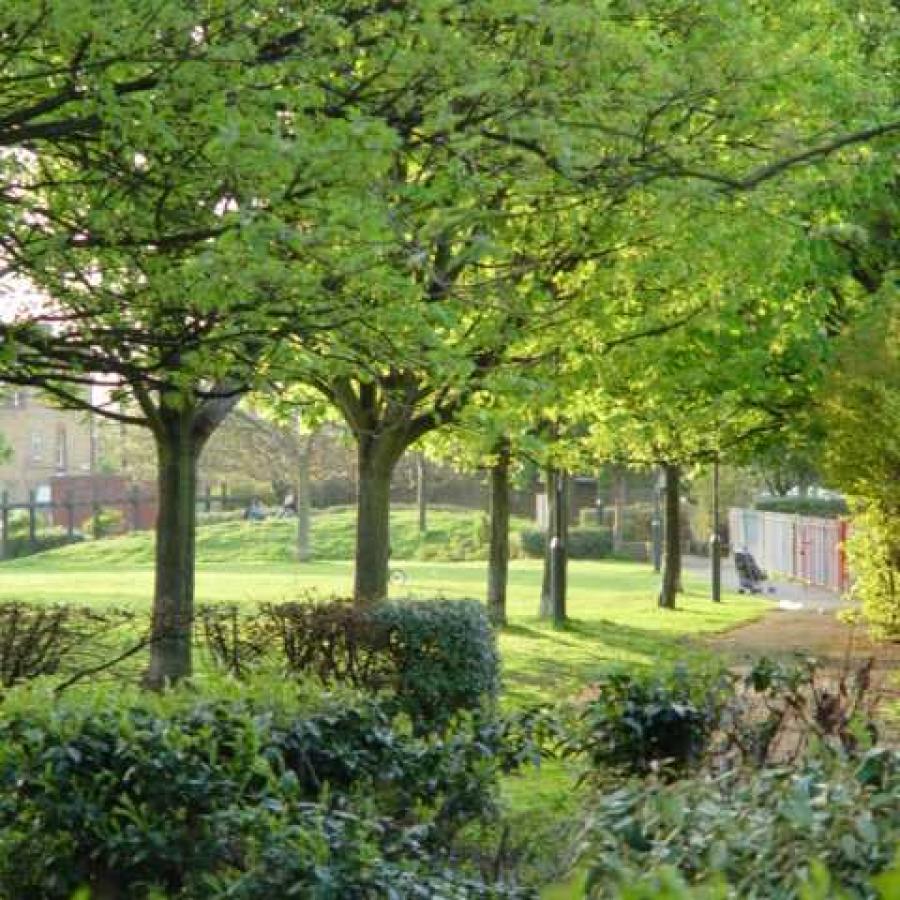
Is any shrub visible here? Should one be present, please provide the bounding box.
[0,603,136,691]
[373,599,501,732]
[2,530,84,559]
[246,599,500,733]
[754,497,849,518]
[846,502,900,638]
[580,752,900,899]
[85,505,126,538]
[519,527,613,560]
[723,655,880,766]
[0,682,533,899]
[564,664,732,778]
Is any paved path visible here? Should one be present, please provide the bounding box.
[684,554,843,611]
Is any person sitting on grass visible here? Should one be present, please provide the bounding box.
[244,497,266,521]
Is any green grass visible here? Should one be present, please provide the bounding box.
[2,542,768,705]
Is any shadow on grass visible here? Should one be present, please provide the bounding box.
[500,623,555,641]
[500,617,721,706]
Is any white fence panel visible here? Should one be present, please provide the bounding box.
[728,508,849,592]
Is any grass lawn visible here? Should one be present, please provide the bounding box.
[0,539,769,705]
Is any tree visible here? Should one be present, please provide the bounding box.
[297,0,900,603]
[0,2,396,684]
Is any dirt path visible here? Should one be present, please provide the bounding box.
[686,555,900,706]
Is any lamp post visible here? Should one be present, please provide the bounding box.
[651,467,664,573]
[711,456,722,603]
[549,470,567,626]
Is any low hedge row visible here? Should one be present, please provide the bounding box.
[754,497,848,518]
[519,527,613,560]
[199,598,501,733]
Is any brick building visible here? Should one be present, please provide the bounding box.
[0,389,95,501]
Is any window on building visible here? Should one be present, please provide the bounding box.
[30,432,44,462]
[3,391,25,409]
[56,425,68,471]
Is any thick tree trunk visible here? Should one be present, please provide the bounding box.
[145,413,200,688]
[659,462,682,610]
[487,439,510,626]
[355,437,402,603]
[539,467,568,624]
[296,432,313,562]
[416,452,427,534]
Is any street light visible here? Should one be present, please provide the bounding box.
[651,467,664,572]
[711,456,722,603]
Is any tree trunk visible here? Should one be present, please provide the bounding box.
[539,467,568,624]
[296,432,313,562]
[659,462,682,610]
[355,437,402,603]
[145,413,200,688]
[416,452,427,534]
[612,465,626,553]
[487,439,510,626]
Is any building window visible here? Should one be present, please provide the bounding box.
[30,432,44,462]
[56,425,68,471]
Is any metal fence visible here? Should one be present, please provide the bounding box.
[728,507,850,593]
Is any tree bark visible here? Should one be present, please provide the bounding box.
[145,411,200,688]
[416,452,428,534]
[296,431,313,562]
[354,436,403,603]
[659,462,682,610]
[487,439,510,626]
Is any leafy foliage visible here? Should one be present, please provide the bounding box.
[754,497,849,518]
[563,665,733,778]
[580,752,900,899]
[0,681,533,898]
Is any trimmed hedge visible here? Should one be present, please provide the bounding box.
[755,497,848,518]
[519,527,613,560]
[200,599,501,733]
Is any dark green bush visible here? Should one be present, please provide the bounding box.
[564,664,733,778]
[519,527,613,560]
[0,683,533,899]
[754,496,849,518]
[372,599,500,732]
[2,530,84,559]
[581,751,900,899]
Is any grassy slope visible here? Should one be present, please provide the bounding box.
[30,505,534,566]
